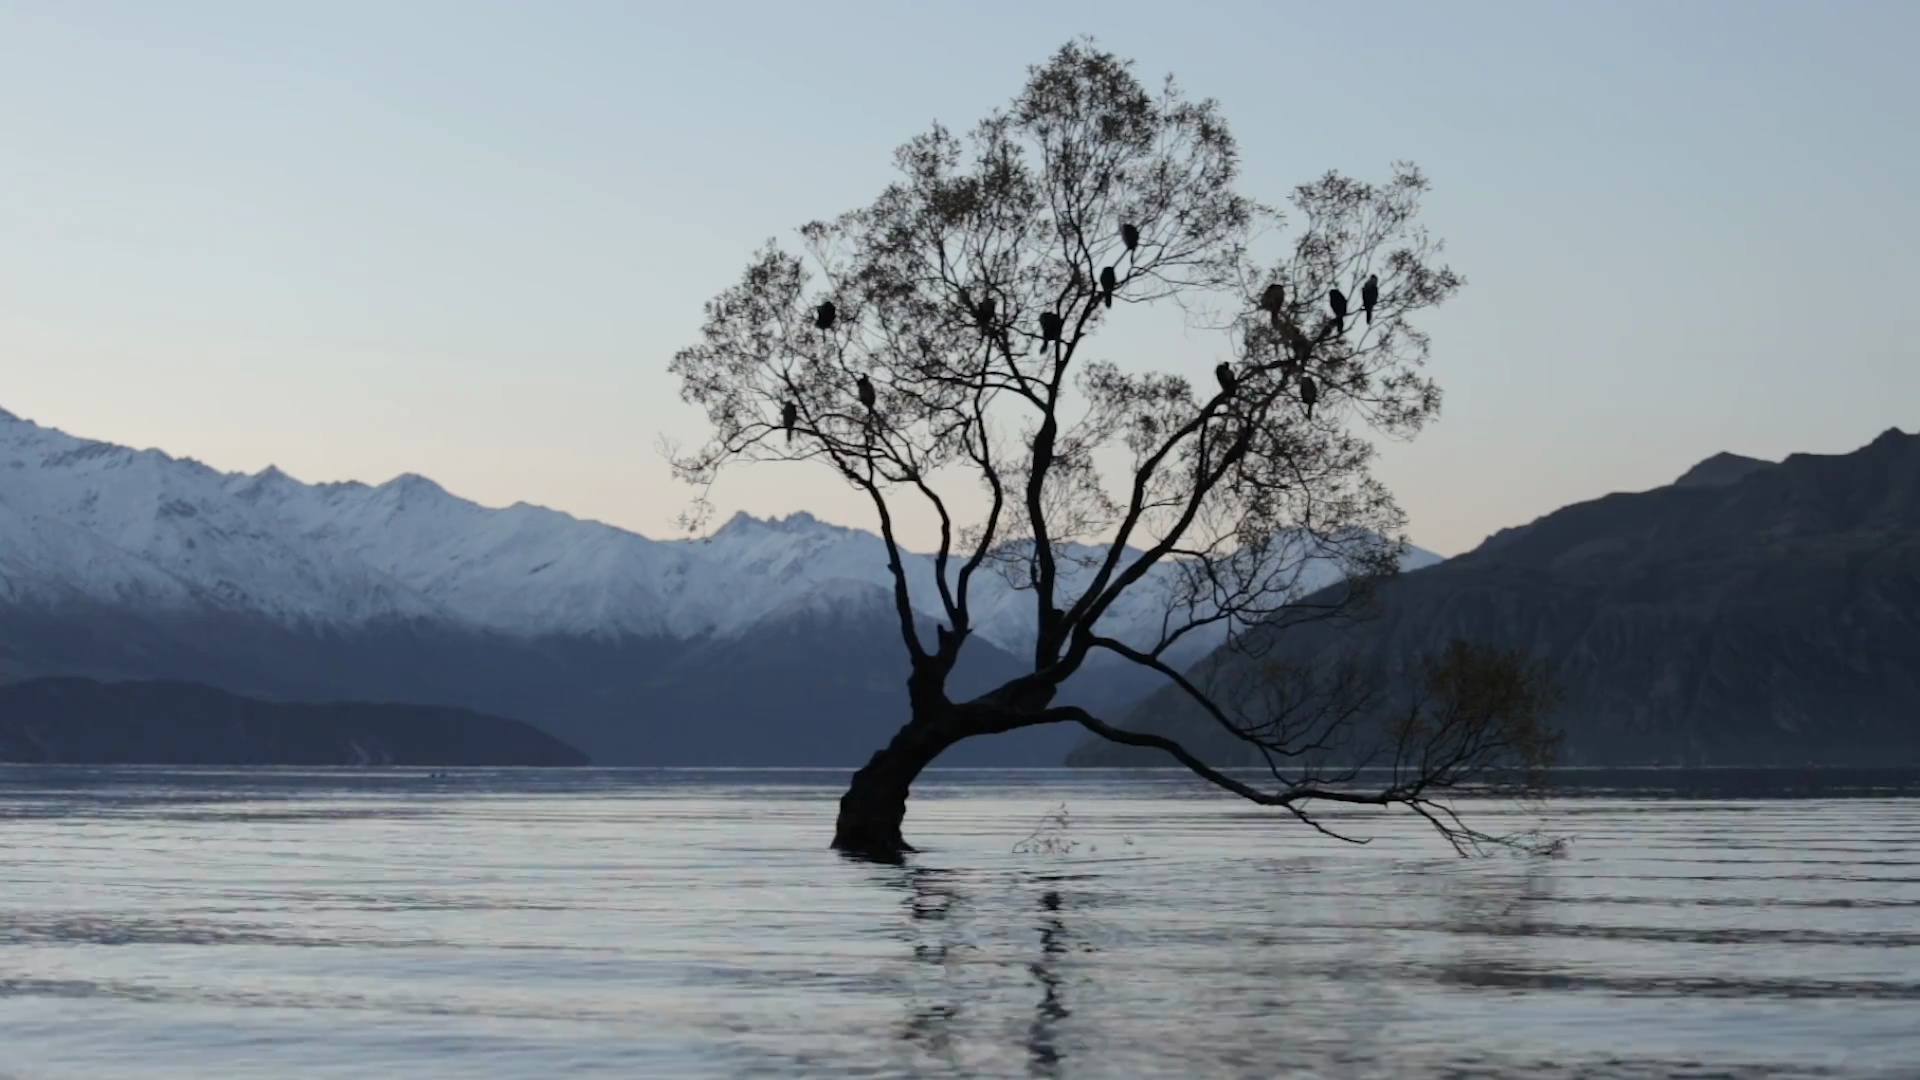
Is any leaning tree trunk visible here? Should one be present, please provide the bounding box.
[833,666,1058,861]
[831,702,964,861]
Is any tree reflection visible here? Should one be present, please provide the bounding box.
[890,864,968,1062]
[876,865,1091,1075]
[1025,888,1072,1077]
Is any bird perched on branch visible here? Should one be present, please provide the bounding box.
[1278,318,1310,358]
[1220,428,1251,470]
[814,301,836,331]
[1120,223,1139,252]
[1039,311,1063,344]
[855,375,875,410]
[1328,289,1348,335]
[781,401,798,443]
[1360,274,1379,326]
[1260,282,1287,331]
[1299,374,1319,417]
[1215,362,1237,397]
[974,295,997,336]
[1100,266,1117,309]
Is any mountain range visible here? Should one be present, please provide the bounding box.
[1072,428,1920,769]
[0,405,1437,765]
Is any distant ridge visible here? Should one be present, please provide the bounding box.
[0,677,589,766]
[1073,427,1920,769]
[1673,451,1773,488]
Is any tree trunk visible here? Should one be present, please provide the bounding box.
[831,701,963,862]
[833,666,1061,861]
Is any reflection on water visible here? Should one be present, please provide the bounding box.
[0,766,1916,1078]
[1026,887,1073,1077]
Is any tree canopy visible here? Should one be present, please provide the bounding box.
[668,39,1557,857]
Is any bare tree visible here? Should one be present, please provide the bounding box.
[668,39,1557,861]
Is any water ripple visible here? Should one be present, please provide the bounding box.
[0,765,1914,1079]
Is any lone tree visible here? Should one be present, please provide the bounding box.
[670,40,1557,861]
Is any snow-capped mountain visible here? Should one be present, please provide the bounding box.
[0,406,1441,660]
[0,405,1443,767]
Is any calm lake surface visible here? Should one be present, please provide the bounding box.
[1,766,1917,1079]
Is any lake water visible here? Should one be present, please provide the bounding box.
[1,766,1917,1079]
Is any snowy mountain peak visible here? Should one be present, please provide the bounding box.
[378,472,449,497]
[712,509,842,539]
[713,509,766,536]
[231,465,298,501]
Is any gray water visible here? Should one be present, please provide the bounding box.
[1,767,1917,1079]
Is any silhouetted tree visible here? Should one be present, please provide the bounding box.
[668,39,1556,860]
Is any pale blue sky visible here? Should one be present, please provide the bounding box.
[2,0,1914,555]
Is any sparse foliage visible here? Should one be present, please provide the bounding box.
[1111,637,1563,853]
[667,38,1556,858]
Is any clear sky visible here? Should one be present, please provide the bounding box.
[3,0,1914,556]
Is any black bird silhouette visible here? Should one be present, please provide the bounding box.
[1220,429,1250,470]
[1278,319,1309,358]
[1215,362,1237,397]
[974,295,997,335]
[1299,374,1318,416]
[781,401,798,443]
[1328,289,1348,334]
[814,301,836,331]
[1099,266,1117,308]
[1360,274,1378,325]
[1260,283,1287,331]
[856,375,875,410]
[1039,311,1063,343]
[1120,223,1140,252]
